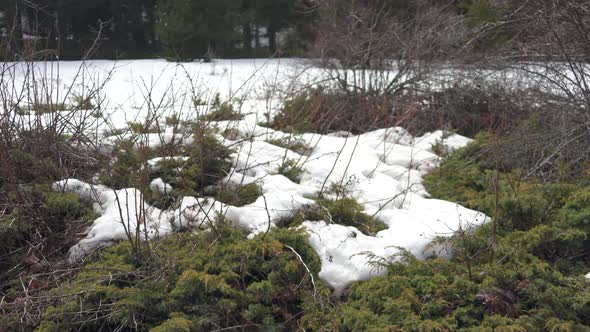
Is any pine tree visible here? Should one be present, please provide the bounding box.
[157,0,240,61]
[253,0,297,53]
[0,0,23,58]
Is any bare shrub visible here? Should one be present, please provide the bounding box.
[0,18,111,292]
[490,0,590,181]
[271,86,395,134]
[311,0,467,95]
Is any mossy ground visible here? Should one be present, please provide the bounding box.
[210,182,262,207]
[2,115,590,331]
[2,225,330,331]
[100,126,235,209]
[277,158,304,183]
[266,137,312,156]
[282,197,388,236]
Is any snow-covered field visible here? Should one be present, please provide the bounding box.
[10,59,487,292]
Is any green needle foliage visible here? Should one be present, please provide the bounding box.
[6,225,330,331]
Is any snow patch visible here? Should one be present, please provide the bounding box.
[42,59,487,292]
[54,126,485,291]
[150,178,173,194]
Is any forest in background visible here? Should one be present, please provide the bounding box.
[0,0,543,61]
[0,0,315,60]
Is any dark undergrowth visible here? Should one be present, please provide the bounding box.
[270,83,575,140]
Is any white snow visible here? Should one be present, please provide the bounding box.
[149,178,173,194]
[53,179,175,261]
[147,156,189,171]
[53,124,484,291]
[29,59,486,292]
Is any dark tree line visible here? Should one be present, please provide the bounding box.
[0,0,316,60]
[0,0,564,61]
[0,0,158,59]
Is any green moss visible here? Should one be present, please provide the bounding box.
[279,203,328,228]
[388,132,590,330]
[327,244,590,331]
[318,197,387,235]
[278,159,304,183]
[23,226,327,331]
[99,139,142,189]
[44,191,96,222]
[177,126,234,195]
[281,197,388,235]
[212,182,262,207]
[266,137,312,156]
[100,127,233,202]
[0,188,96,292]
[150,316,192,332]
[5,149,62,185]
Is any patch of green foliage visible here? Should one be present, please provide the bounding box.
[423,132,590,271]
[127,121,160,134]
[7,225,330,331]
[31,103,68,114]
[301,133,590,330]
[320,250,590,331]
[200,94,243,121]
[14,104,30,115]
[430,130,456,157]
[266,137,312,156]
[165,113,181,127]
[278,158,304,183]
[0,188,96,285]
[281,196,387,235]
[177,126,234,194]
[4,148,62,187]
[329,132,590,330]
[100,127,234,208]
[44,191,97,223]
[100,139,142,189]
[318,197,387,235]
[211,182,262,207]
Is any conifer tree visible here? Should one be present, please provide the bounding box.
[157,0,240,61]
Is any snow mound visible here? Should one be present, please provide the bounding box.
[54,124,486,292]
[38,59,486,291]
[53,179,175,261]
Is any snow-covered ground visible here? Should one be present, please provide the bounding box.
[10,59,487,292]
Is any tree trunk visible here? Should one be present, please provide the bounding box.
[268,23,277,53]
[243,23,252,52]
[255,22,260,49]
